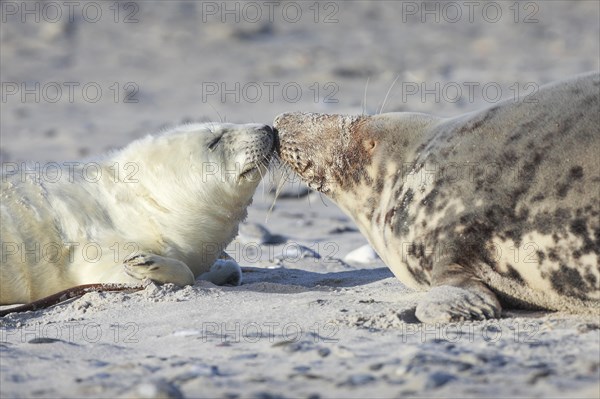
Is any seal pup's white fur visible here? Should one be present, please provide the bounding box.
[1,123,274,304]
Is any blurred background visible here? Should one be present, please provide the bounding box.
[1,0,599,162]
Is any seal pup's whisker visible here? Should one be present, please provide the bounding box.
[205,102,224,124]
[255,153,270,191]
[259,154,269,198]
[265,159,291,222]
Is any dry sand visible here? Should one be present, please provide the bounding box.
[1,1,599,398]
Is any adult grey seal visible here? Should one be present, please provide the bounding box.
[274,72,599,323]
[1,123,274,305]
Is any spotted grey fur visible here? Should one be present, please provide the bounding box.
[274,72,599,323]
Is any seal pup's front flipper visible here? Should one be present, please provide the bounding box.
[123,253,195,286]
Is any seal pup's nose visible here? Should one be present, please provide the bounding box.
[256,124,277,152]
[260,125,274,135]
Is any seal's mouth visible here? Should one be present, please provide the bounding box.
[239,164,260,180]
[273,115,321,188]
[238,153,272,183]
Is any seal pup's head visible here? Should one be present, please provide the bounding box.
[111,122,275,269]
[190,122,275,192]
[121,122,275,205]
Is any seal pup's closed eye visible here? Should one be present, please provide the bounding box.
[1,122,275,308]
[274,72,600,323]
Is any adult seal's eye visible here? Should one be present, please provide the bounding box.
[208,136,222,151]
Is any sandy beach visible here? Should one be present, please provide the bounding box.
[1,1,599,398]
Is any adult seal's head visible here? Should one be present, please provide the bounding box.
[275,72,600,323]
[274,112,437,199]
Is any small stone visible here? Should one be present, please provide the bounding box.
[425,371,456,389]
[252,392,285,399]
[276,244,321,261]
[345,374,375,386]
[317,348,331,357]
[120,380,183,399]
[344,244,380,264]
[369,363,384,371]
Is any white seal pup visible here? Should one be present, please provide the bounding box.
[274,72,599,323]
[1,123,275,305]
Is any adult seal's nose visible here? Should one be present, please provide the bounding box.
[273,112,295,136]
